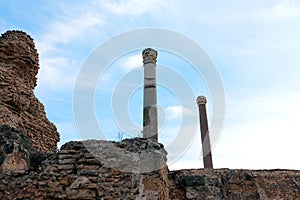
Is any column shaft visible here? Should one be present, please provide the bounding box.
[142,48,158,142]
[197,96,213,168]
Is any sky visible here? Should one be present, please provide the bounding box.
[1,0,300,170]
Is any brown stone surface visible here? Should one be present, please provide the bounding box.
[0,129,299,199]
[169,168,300,200]
[0,134,169,199]
[0,30,59,152]
[0,125,48,174]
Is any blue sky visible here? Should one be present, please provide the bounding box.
[1,0,300,170]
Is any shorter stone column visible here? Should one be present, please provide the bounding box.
[197,96,213,168]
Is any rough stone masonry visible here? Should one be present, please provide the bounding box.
[0,30,59,153]
[0,125,169,199]
[0,125,299,200]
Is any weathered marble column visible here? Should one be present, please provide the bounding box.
[142,48,158,142]
[197,96,213,168]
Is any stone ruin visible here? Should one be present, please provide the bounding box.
[0,125,299,199]
[0,30,59,153]
[0,30,299,199]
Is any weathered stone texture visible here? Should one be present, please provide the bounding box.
[0,128,299,199]
[169,168,300,200]
[0,132,169,199]
[0,30,59,152]
[0,125,47,173]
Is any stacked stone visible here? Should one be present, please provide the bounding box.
[57,141,100,199]
[169,168,300,200]
[169,169,222,200]
[0,130,299,199]
[0,136,170,199]
[56,139,169,199]
[0,125,56,198]
[0,30,59,153]
[251,170,300,200]
[0,125,46,173]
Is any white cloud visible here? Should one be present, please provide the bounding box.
[166,105,193,120]
[264,2,300,21]
[169,159,201,170]
[34,3,106,90]
[165,85,300,170]
[212,89,300,169]
[121,54,142,71]
[213,114,300,169]
[219,2,300,23]
[218,1,300,22]
[166,106,182,120]
[36,8,105,54]
[37,56,77,89]
[167,129,202,170]
[102,0,177,15]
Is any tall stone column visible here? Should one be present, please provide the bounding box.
[142,48,158,142]
[197,96,213,168]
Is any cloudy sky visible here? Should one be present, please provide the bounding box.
[1,0,300,170]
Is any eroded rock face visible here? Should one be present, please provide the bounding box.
[169,168,300,200]
[0,132,299,199]
[0,30,59,152]
[0,125,46,173]
[0,137,169,199]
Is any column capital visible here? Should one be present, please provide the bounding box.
[196,96,207,105]
[142,48,157,64]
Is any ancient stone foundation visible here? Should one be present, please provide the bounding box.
[0,125,169,199]
[0,125,299,200]
[169,169,300,200]
[0,30,59,153]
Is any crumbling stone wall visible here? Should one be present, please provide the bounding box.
[0,125,299,199]
[0,30,59,153]
[0,125,46,173]
[169,168,300,200]
[0,126,169,199]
